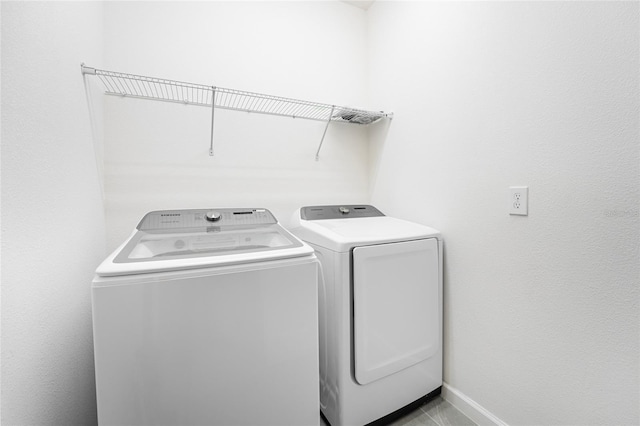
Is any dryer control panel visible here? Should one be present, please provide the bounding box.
[137,208,276,231]
[300,205,385,220]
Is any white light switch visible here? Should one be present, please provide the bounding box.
[509,186,528,215]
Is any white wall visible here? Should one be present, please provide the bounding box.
[367,2,639,425]
[2,2,638,426]
[1,2,105,425]
[101,1,372,250]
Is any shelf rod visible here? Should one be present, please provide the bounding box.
[210,87,216,156]
[316,105,335,161]
[101,91,337,122]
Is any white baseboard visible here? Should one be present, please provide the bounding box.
[442,383,508,426]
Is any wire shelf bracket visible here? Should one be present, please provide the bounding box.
[210,87,216,156]
[81,64,393,159]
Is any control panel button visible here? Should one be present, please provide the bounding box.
[205,211,222,222]
[339,207,350,214]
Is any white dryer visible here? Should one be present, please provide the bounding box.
[289,205,443,426]
[92,208,319,426]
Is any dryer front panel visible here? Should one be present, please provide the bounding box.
[352,238,439,385]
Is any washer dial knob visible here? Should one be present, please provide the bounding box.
[339,207,350,214]
[205,211,222,222]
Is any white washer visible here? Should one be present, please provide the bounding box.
[92,208,319,426]
[290,205,443,426]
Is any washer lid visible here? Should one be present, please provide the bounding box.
[291,206,441,252]
[96,208,313,277]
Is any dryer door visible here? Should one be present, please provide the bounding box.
[352,238,439,385]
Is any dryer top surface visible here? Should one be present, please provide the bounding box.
[291,210,441,252]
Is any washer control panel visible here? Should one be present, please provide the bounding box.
[137,208,276,230]
[300,205,385,220]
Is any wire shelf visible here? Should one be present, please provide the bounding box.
[81,64,392,157]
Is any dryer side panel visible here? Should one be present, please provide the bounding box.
[352,238,439,385]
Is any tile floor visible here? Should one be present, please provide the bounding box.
[320,396,477,426]
[389,397,476,426]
